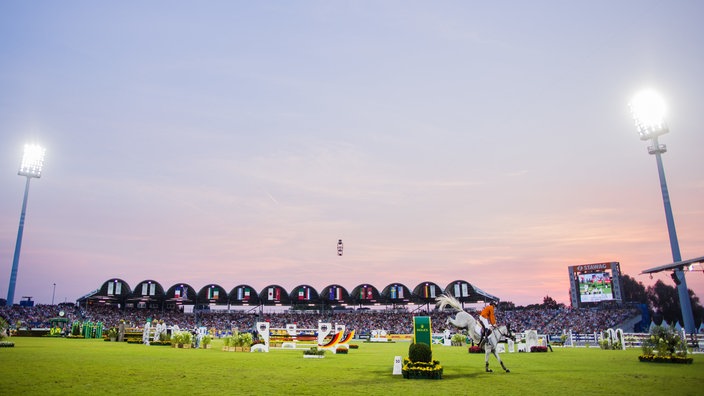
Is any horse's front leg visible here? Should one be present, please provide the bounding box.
[485,350,492,372]
[494,350,510,373]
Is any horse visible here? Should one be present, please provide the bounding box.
[436,294,513,373]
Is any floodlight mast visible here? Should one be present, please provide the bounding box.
[5,144,45,306]
[629,90,695,334]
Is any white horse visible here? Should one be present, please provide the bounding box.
[436,294,513,373]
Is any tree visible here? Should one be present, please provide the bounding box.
[688,289,704,328]
[646,278,704,328]
[647,280,682,325]
[498,301,515,311]
[620,274,648,303]
[542,295,563,309]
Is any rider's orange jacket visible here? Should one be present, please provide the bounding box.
[480,305,496,325]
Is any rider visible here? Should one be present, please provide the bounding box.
[478,301,497,347]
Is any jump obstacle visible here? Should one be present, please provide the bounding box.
[251,321,354,353]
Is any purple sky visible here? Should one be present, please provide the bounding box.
[1,1,703,307]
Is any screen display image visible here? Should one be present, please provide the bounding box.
[578,271,614,303]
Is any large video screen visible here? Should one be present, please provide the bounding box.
[572,263,617,303]
[578,272,613,302]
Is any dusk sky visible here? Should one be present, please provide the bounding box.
[1,1,703,307]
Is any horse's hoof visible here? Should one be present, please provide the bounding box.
[505,369,510,373]
[486,369,493,373]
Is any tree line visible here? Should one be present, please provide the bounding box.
[497,273,704,328]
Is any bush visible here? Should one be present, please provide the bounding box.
[0,317,8,340]
[639,324,689,363]
[408,343,432,363]
[531,346,548,352]
[468,345,483,354]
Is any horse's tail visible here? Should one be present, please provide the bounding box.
[436,293,463,312]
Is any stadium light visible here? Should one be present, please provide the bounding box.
[5,144,46,306]
[629,90,695,334]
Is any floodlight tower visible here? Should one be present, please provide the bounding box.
[5,144,46,306]
[629,89,695,334]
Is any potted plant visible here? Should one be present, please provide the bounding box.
[181,331,193,348]
[451,333,465,346]
[107,327,118,342]
[171,332,183,348]
[201,334,212,349]
[303,346,326,358]
[239,332,253,351]
[0,317,13,348]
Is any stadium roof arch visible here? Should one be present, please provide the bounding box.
[165,283,197,305]
[197,284,228,305]
[229,284,260,306]
[380,283,413,305]
[259,284,291,305]
[444,280,499,303]
[412,281,444,304]
[289,284,320,306]
[319,284,350,305]
[127,280,166,308]
[349,284,381,305]
[77,278,132,307]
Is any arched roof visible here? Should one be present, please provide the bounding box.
[128,280,166,303]
[165,283,198,304]
[197,284,229,305]
[81,278,501,307]
[319,284,350,305]
[229,285,260,306]
[412,281,443,304]
[349,284,381,305]
[380,283,412,304]
[289,284,320,304]
[77,278,132,306]
[444,280,499,303]
[258,284,291,305]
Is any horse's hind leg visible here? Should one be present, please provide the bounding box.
[485,351,493,372]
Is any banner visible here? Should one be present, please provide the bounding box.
[413,316,432,347]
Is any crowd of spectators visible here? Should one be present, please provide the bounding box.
[0,303,640,337]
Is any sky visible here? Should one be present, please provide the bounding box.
[1,1,703,307]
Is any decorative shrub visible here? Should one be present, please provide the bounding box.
[638,355,693,364]
[303,347,325,356]
[0,317,8,341]
[0,341,15,348]
[531,346,548,353]
[404,343,442,380]
[402,358,443,379]
[335,347,348,354]
[468,345,484,354]
[408,343,432,363]
[639,324,691,364]
[71,322,81,336]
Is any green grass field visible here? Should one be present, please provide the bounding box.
[1,337,701,395]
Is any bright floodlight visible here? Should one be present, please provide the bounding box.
[18,144,46,178]
[629,89,669,140]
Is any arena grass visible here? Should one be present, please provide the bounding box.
[1,338,702,395]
